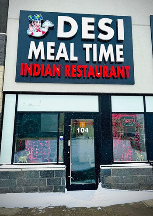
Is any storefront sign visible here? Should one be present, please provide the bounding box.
[121,116,136,127]
[16,11,134,84]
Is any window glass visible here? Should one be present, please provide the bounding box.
[70,119,95,184]
[14,113,58,163]
[112,114,147,161]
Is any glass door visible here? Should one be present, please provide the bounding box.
[65,113,99,191]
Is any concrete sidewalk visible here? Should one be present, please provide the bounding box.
[0,199,153,216]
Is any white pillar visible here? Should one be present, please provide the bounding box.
[0,94,16,164]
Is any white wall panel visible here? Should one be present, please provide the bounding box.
[18,95,99,112]
[0,95,16,164]
[111,96,144,112]
[145,96,153,112]
[8,0,153,25]
[3,0,153,94]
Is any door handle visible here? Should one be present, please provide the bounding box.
[68,140,70,146]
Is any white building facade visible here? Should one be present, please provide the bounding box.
[0,0,153,193]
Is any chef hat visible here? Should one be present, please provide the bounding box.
[28,14,43,21]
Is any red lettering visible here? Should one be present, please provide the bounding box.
[117,66,125,78]
[72,65,76,77]
[65,65,71,77]
[20,63,24,76]
[131,119,135,124]
[33,64,40,76]
[109,66,116,78]
[95,66,102,78]
[122,118,136,125]
[125,66,130,78]
[77,65,82,78]
[82,65,87,77]
[20,64,130,80]
[87,66,95,78]
[53,64,61,77]
[41,64,44,76]
[24,63,33,76]
[102,66,109,78]
[44,64,52,76]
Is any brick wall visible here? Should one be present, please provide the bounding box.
[0,168,66,193]
[101,165,153,190]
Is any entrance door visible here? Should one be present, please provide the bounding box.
[65,113,99,191]
[145,113,153,162]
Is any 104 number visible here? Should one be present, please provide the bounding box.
[77,128,88,133]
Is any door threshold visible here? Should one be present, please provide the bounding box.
[67,183,98,191]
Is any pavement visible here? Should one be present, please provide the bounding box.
[0,199,153,216]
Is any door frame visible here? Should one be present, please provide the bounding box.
[64,112,101,191]
[145,113,153,162]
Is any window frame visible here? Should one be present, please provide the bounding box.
[111,112,148,163]
[12,111,65,165]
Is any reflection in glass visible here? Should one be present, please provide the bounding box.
[14,113,58,163]
[15,139,57,163]
[112,114,147,161]
[70,119,95,184]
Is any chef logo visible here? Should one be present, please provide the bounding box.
[27,14,54,37]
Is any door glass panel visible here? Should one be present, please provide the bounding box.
[70,119,95,184]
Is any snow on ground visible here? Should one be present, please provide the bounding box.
[0,184,153,208]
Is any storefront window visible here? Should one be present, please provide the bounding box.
[13,112,64,163]
[112,114,147,162]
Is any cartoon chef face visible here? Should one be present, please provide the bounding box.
[27,14,54,37]
[32,20,41,30]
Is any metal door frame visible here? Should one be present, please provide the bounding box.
[64,112,100,191]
